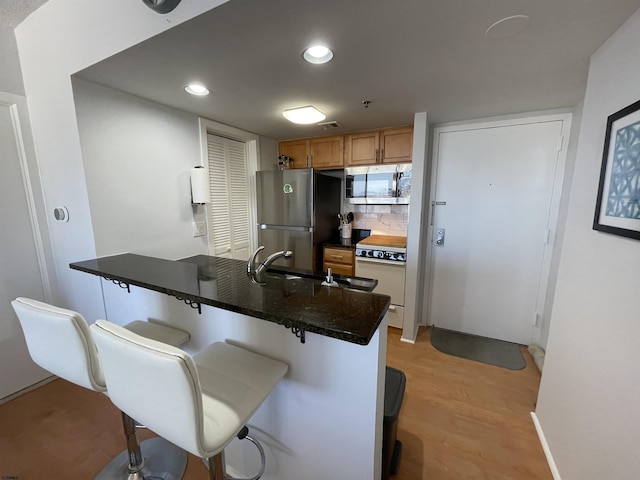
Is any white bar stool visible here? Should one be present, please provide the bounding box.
[90,319,288,480]
[11,297,191,480]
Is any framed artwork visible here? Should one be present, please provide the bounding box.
[593,98,640,240]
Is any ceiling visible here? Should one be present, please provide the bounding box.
[71,0,639,140]
[0,0,48,27]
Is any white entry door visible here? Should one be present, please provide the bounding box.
[428,117,567,345]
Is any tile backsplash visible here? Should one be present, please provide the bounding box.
[348,205,409,235]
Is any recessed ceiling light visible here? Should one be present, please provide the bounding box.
[184,83,209,96]
[485,15,531,39]
[283,105,326,124]
[303,45,334,64]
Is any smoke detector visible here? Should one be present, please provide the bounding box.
[142,0,182,14]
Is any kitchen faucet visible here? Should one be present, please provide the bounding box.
[247,246,294,284]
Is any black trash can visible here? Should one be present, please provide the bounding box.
[382,366,406,479]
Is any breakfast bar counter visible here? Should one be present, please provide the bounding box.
[69,252,388,480]
[70,253,389,345]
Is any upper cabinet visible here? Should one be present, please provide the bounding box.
[278,125,412,170]
[278,139,310,169]
[379,126,413,164]
[310,135,344,169]
[345,126,413,166]
[344,131,380,166]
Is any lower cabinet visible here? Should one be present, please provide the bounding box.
[323,246,354,276]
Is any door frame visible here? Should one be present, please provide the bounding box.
[424,112,572,345]
[1,91,56,400]
[0,92,54,301]
[199,118,259,256]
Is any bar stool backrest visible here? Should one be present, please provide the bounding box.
[11,297,106,392]
[91,320,206,457]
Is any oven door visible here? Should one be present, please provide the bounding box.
[355,257,406,328]
[355,257,406,304]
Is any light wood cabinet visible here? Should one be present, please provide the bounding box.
[380,126,413,164]
[323,246,355,276]
[278,125,412,171]
[345,126,413,166]
[311,135,344,169]
[345,131,380,166]
[278,139,310,169]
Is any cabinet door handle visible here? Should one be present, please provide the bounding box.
[331,255,344,259]
[375,148,379,162]
[380,148,384,162]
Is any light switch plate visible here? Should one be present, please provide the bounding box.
[192,221,206,237]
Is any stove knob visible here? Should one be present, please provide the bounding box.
[367,250,374,257]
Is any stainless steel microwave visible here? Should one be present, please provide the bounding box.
[344,164,411,204]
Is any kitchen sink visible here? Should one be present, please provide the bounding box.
[265,267,377,292]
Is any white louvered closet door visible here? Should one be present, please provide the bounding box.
[206,134,251,260]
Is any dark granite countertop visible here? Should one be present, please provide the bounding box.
[324,228,370,250]
[70,253,389,345]
[324,238,359,249]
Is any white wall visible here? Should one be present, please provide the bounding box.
[404,112,429,341]
[15,0,229,320]
[0,94,51,398]
[259,138,278,170]
[72,78,208,259]
[0,25,24,95]
[535,8,640,479]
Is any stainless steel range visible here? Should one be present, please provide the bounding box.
[355,236,407,329]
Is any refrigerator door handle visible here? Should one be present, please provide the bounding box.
[259,224,314,232]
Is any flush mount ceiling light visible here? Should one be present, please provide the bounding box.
[302,45,334,64]
[283,105,326,124]
[184,83,209,96]
[485,15,531,39]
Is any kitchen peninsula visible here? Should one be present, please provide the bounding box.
[70,253,389,480]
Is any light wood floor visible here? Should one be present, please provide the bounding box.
[388,327,551,480]
[0,326,551,479]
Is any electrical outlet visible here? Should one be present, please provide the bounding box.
[192,221,206,237]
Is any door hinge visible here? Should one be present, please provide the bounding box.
[557,135,564,152]
[544,229,552,244]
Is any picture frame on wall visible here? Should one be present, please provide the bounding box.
[593,98,640,240]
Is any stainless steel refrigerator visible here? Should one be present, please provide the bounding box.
[256,168,341,271]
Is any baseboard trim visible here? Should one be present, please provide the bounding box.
[531,412,562,480]
[0,375,57,406]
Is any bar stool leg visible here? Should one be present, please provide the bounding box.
[94,412,187,480]
[122,413,144,478]
[208,452,226,480]
[203,429,267,480]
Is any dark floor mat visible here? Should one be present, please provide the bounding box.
[430,326,526,370]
